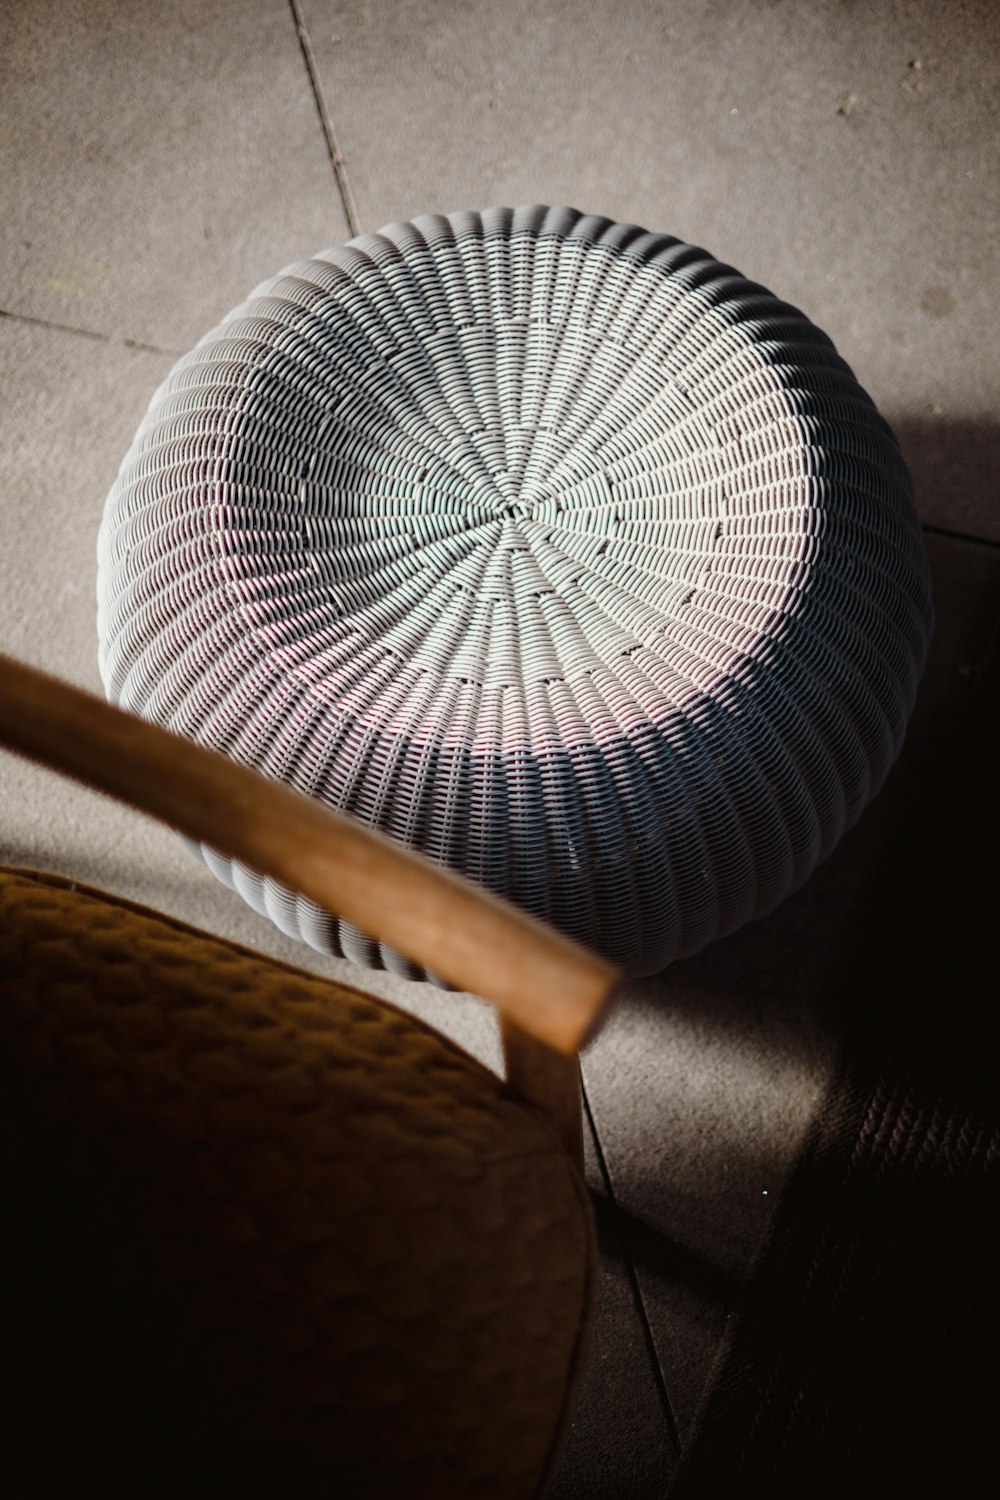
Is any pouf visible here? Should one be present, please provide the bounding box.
[97,205,932,978]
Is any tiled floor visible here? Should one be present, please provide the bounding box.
[1,2,997,1492]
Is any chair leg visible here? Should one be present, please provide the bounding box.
[500,1018,584,1173]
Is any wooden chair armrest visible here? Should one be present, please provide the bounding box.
[0,654,619,1057]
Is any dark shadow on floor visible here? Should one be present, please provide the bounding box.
[667,552,999,1493]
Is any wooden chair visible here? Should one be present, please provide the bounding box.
[0,654,619,1499]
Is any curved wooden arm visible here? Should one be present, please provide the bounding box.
[0,654,619,1055]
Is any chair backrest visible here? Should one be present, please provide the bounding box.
[0,653,620,1160]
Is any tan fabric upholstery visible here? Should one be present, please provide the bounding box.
[0,868,593,1498]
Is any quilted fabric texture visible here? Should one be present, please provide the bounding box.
[0,868,592,1499]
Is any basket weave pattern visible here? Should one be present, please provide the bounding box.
[98,207,932,977]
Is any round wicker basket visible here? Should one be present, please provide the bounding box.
[98,206,932,978]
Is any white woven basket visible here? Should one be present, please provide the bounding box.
[98,206,932,979]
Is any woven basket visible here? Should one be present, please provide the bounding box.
[97,206,932,979]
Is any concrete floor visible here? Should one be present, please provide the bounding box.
[1,2,997,1492]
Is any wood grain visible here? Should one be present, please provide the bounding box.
[501,1017,584,1171]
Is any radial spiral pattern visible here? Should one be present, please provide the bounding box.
[98,206,932,978]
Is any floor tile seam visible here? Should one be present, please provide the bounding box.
[581,1075,682,1456]
[0,307,180,360]
[6,299,997,566]
[288,0,361,238]
[921,522,1000,554]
